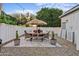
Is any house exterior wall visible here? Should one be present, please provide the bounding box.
[61,9,79,50]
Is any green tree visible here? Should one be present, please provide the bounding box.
[11,13,35,25]
[36,8,63,27]
[0,11,17,25]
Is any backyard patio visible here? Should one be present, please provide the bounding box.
[3,36,61,47]
[0,21,79,56]
[0,3,79,56]
[0,35,79,56]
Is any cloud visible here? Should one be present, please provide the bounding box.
[54,3,77,11]
[35,3,77,11]
[15,10,34,13]
[6,9,36,15]
[6,3,78,15]
[35,3,48,6]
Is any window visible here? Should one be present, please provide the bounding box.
[62,22,66,29]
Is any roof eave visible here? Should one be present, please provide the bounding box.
[59,4,79,18]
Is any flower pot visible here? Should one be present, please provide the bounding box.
[14,39,20,46]
[50,39,57,45]
[0,46,1,52]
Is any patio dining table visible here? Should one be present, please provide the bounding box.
[27,32,48,41]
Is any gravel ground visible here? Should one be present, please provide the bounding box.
[0,35,79,56]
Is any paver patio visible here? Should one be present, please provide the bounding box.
[3,37,61,47]
[0,35,79,56]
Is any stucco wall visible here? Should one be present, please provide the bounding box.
[61,10,79,50]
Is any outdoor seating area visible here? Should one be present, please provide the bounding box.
[26,29,48,42]
[0,17,62,51]
[4,17,59,47]
[14,29,60,47]
[3,30,61,47]
[25,18,49,41]
[1,27,61,47]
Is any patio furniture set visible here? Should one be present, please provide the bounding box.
[25,18,49,42]
[24,29,57,45]
[24,29,49,42]
[0,18,57,52]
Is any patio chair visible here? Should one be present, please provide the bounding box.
[30,29,43,41]
[38,34,44,42]
[38,29,43,33]
[43,31,50,39]
[24,30,38,41]
[24,30,31,39]
[38,31,50,42]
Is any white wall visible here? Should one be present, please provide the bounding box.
[61,10,79,50]
[0,23,27,43]
[0,23,61,43]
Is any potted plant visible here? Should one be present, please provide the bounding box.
[0,38,2,52]
[14,31,20,46]
[24,30,27,39]
[50,31,57,45]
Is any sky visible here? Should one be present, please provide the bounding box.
[3,3,78,15]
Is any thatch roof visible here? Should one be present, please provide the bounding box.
[26,19,47,25]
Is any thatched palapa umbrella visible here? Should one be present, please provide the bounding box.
[26,19,47,31]
[26,19,47,25]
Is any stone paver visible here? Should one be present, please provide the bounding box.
[0,35,79,56]
[4,37,61,47]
